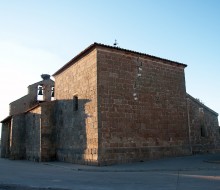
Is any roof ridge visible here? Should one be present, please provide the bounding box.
[53,42,187,76]
[94,42,186,65]
[187,93,218,116]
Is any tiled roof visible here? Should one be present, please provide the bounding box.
[53,42,187,76]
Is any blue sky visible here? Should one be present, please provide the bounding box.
[0,0,220,134]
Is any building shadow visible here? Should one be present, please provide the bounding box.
[1,98,97,165]
[54,98,93,164]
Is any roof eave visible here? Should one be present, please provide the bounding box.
[53,43,97,76]
[53,42,187,76]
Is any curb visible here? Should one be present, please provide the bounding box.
[43,163,220,173]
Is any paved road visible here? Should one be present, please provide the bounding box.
[1,154,220,190]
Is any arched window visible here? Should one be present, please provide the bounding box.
[51,86,55,101]
[37,85,44,101]
[73,95,78,111]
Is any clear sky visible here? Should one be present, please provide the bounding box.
[0,0,220,135]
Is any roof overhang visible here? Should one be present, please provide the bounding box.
[53,42,187,76]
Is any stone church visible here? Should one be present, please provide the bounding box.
[1,43,219,165]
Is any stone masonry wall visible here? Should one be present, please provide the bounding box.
[10,114,26,160]
[25,106,41,161]
[9,95,29,115]
[1,120,11,158]
[97,47,191,165]
[187,95,220,153]
[40,102,56,161]
[54,49,98,165]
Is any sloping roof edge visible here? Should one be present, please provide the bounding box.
[187,93,219,116]
[53,42,187,76]
[24,104,41,113]
[1,104,41,123]
[0,115,12,123]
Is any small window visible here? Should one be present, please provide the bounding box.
[51,87,55,101]
[37,85,44,101]
[201,126,205,137]
[73,96,78,111]
[201,124,206,137]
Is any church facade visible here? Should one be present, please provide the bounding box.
[1,43,219,165]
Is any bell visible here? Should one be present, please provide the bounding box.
[38,87,43,95]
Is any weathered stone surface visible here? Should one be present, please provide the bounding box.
[1,120,11,158]
[10,114,26,159]
[187,94,220,153]
[25,106,41,161]
[25,102,56,162]
[40,102,56,161]
[97,47,191,165]
[54,49,98,165]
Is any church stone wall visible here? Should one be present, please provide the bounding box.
[1,120,11,158]
[10,114,26,159]
[187,95,220,153]
[97,47,191,165]
[9,95,29,116]
[54,49,98,165]
[40,102,56,161]
[25,106,41,161]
